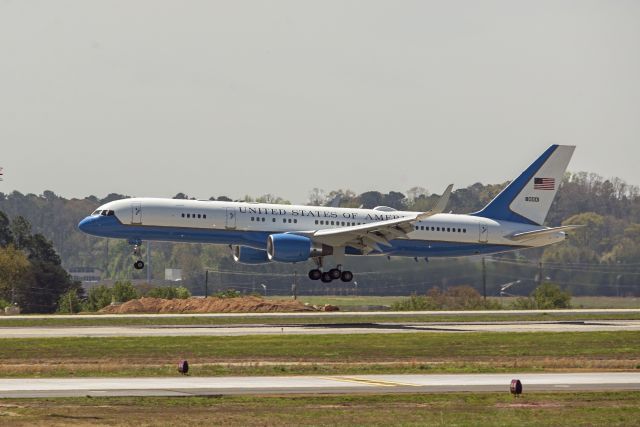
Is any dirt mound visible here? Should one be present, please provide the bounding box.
[99,296,317,314]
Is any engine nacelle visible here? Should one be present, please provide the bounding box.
[267,233,332,263]
[232,245,271,265]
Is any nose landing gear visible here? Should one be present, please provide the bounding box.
[130,240,145,270]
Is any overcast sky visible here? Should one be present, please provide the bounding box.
[1,1,638,204]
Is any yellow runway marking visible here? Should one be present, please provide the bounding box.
[319,377,419,387]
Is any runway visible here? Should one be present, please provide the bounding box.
[1,320,639,338]
[1,308,639,319]
[1,373,638,398]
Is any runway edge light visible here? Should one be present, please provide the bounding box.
[510,379,523,397]
[178,360,189,375]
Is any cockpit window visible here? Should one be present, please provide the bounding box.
[92,209,115,216]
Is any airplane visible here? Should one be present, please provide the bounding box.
[78,145,579,283]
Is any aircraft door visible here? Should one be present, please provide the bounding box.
[225,207,237,230]
[131,203,142,224]
[479,223,489,243]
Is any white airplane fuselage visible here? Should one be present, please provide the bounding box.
[80,198,564,257]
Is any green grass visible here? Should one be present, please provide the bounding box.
[293,294,406,309]
[2,331,638,360]
[3,392,640,426]
[0,331,638,378]
[570,296,640,309]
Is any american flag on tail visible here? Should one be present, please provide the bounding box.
[534,177,554,190]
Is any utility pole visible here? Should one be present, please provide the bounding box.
[146,241,151,284]
[538,261,543,287]
[292,271,298,300]
[482,257,487,301]
[204,270,209,298]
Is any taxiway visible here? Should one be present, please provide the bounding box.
[0,320,639,338]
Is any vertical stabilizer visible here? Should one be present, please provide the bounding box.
[472,145,575,225]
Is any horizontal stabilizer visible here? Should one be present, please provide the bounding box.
[507,225,584,242]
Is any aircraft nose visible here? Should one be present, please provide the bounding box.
[78,216,99,234]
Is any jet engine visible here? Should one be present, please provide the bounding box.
[267,233,332,263]
[232,246,271,265]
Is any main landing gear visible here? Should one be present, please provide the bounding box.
[130,240,145,270]
[308,261,353,283]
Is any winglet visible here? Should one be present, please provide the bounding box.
[417,184,453,220]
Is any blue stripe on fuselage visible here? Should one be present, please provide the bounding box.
[78,215,522,258]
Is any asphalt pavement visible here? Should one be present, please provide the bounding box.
[0,320,639,338]
[1,372,638,398]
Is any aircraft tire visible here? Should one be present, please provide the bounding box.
[321,272,333,283]
[308,269,322,280]
[329,268,342,280]
[134,260,145,270]
[340,271,353,282]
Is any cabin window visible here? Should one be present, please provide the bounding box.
[463,228,467,233]
[436,227,440,231]
[457,228,461,232]
[283,218,286,223]
[447,227,450,232]
[331,221,335,225]
[203,214,206,219]
[273,218,276,222]
[197,214,201,218]
[294,219,298,223]
[187,214,190,218]
[181,213,185,218]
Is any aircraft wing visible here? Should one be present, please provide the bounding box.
[300,185,453,254]
[506,225,584,242]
